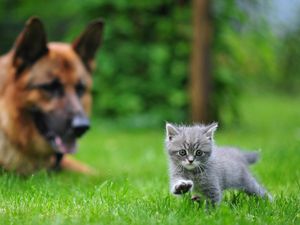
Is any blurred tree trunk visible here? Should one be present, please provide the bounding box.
[190,0,213,123]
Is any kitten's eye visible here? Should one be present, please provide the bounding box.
[195,150,204,156]
[178,149,187,156]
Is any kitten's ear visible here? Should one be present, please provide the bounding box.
[203,122,218,140]
[166,123,179,141]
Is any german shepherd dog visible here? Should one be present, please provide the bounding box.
[0,17,104,175]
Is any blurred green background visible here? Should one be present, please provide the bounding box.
[1,1,300,224]
[0,0,299,128]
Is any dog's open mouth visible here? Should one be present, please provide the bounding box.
[32,111,78,154]
[49,135,77,154]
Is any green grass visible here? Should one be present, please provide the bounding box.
[0,92,300,225]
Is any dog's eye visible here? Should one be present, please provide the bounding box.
[195,150,204,156]
[37,80,64,97]
[178,149,187,156]
[75,82,86,97]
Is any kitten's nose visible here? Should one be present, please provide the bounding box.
[188,157,194,164]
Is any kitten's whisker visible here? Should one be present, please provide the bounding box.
[197,163,208,176]
[196,165,204,174]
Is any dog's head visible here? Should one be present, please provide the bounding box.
[10,17,104,154]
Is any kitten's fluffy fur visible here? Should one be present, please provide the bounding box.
[165,123,272,205]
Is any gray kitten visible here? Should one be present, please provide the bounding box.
[165,122,272,205]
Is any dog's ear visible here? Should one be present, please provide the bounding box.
[72,19,104,72]
[13,17,48,76]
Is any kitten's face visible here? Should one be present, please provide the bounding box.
[165,123,218,170]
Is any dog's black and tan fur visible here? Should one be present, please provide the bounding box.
[0,17,104,175]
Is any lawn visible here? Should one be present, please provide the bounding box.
[0,92,299,225]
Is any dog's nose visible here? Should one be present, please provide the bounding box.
[71,116,90,138]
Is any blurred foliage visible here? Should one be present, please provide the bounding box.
[278,23,300,93]
[1,0,296,127]
[212,0,245,124]
[211,0,276,124]
[0,0,191,126]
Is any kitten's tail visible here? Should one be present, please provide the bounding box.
[243,151,260,164]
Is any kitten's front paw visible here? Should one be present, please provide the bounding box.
[172,180,193,195]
